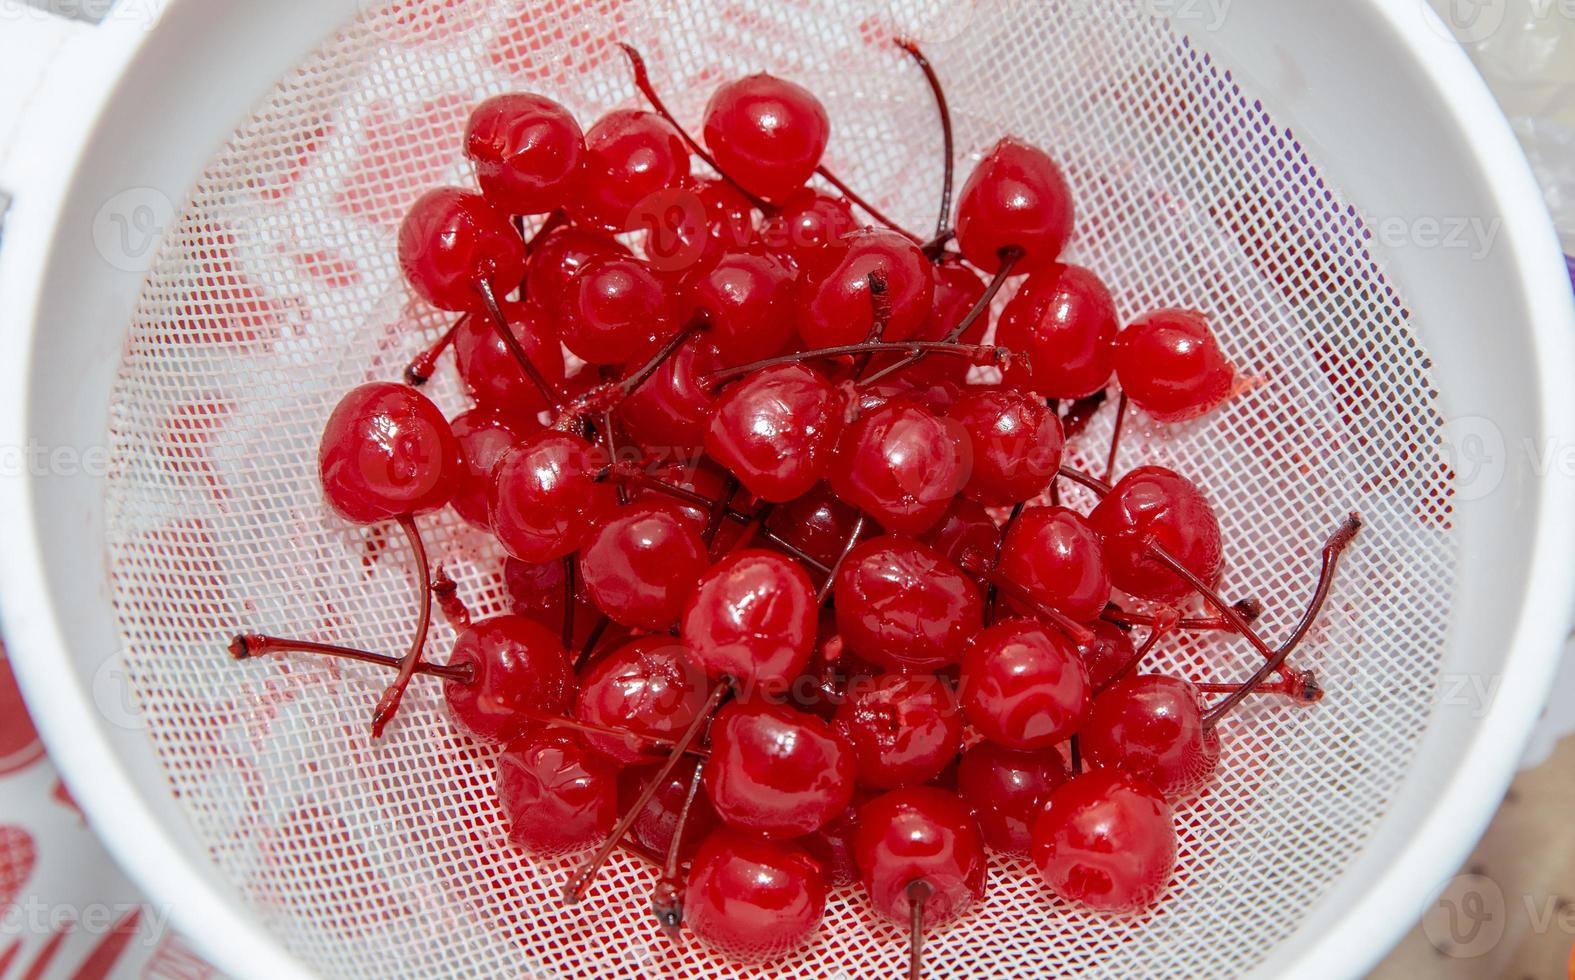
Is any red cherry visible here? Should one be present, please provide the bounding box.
[398,188,525,311]
[764,483,865,568]
[960,619,1090,749]
[1113,309,1235,422]
[893,258,989,383]
[833,673,962,789]
[853,787,986,928]
[640,177,757,280]
[1087,466,1223,601]
[997,506,1112,622]
[318,382,460,524]
[572,109,691,233]
[1031,770,1177,912]
[558,255,674,365]
[620,756,721,863]
[705,364,846,502]
[758,189,857,268]
[442,615,576,743]
[580,502,709,631]
[828,398,966,535]
[833,535,983,673]
[703,73,829,203]
[524,226,630,314]
[496,730,617,856]
[948,388,1065,505]
[449,408,534,530]
[681,550,817,690]
[798,229,936,347]
[689,248,798,366]
[801,797,863,888]
[920,496,1001,573]
[997,263,1119,399]
[703,699,856,838]
[1075,620,1138,692]
[490,430,617,564]
[575,635,707,764]
[451,299,566,416]
[1080,674,1219,800]
[465,93,584,215]
[955,741,1068,857]
[617,333,724,453]
[685,829,828,961]
[503,556,600,649]
[955,137,1073,274]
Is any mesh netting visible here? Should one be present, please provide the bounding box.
[103,0,1453,976]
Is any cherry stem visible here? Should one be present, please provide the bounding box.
[653,757,707,939]
[703,474,741,551]
[1093,609,1179,698]
[704,340,1013,388]
[523,208,568,258]
[228,634,474,685]
[627,473,833,573]
[561,554,578,649]
[895,38,954,244]
[1201,514,1361,726]
[477,278,560,412]
[551,322,703,431]
[920,229,956,260]
[431,564,471,631]
[816,165,922,244]
[817,513,867,605]
[1103,391,1129,483]
[1192,678,1313,699]
[575,616,613,671]
[1056,465,1113,496]
[1144,540,1300,685]
[907,878,931,980]
[1102,597,1262,634]
[621,322,701,396]
[1060,390,1109,440]
[969,566,1094,646]
[370,515,434,738]
[564,679,733,904]
[986,501,1028,625]
[404,321,460,386]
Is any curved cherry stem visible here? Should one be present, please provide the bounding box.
[1103,391,1129,483]
[817,513,867,605]
[1192,674,1321,702]
[404,321,460,386]
[1144,540,1300,685]
[1092,609,1180,698]
[895,38,954,243]
[477,278,560,412]
[653,756,708,939]
[551,322,703,431]
[703,340,1014,388]
[370,515,434,738]
[1060,390,1109,440]
[968,565,1094,646]
[1056,465,1113,496]
[229,634,475,685]
[1201,514,1361,726]
[1102,597,1262,634]
[816,165,922,244]
[564,679,733,904]
[907,879,931,980]
[846,272,892,381]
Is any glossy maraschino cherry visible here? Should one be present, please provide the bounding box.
[641,177,757,279]
[948,388,1065,506]
[833,673,962,789]
[853,787,987,929]
[1114,309,1235,423]
[524,225,630,313]
[797,229,935,347]
[1088,466,1223,601]
[828,398,966,535]
[960,619,1090,750]
[621,755,721,862]
[921,496,1001,573]
[572,109,691,233]
[834,535,983,673]
[579,502,709,631]
[703,73,829,203]
[955,138,1074,274]
[997,506,1112,622]
[704,699,856,838]
[1031,770,1177,912]
[490,430,616,564]
[1080,674,1218,800]
[705,363,845,503]
[689,248,798,366]
[444,615,577,743]
[398,188,526,312]
[575,636,707,764]
[465,93,584,215]
[956,741,1068,858]
[496,729,618,856]
[998,263,1119,399]
[758,188,857,268]
[764,483,865,569]
[685,829,828,961]
[897,258,989,383]
[451,298,566,416]
[1076,620,1139,692]
[617,333,724,453]
[449,408,534,530]
[681,550,817,690]
[558,254,675,365]
[318,383,460,524]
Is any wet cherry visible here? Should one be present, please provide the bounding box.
[617,333,724,453]
[960,619,1091,750]
[579,502,709,631]
[490,430,617,564]
[1114,308,1236,423]
[828,398,966,535]
[1031,770,1177,912]
[705,363,846,503]
[853,787,987,928]
[681,550,817,690]
[504,556,603,651]
[558,254,675,365]
[997,263,1119,400]
[451,298,566,416]
[1075,620,1138,692]
[758,188,857,268]
[704,699,856,838]
[955,138,1074,274]
[449,408,534,531]
[1088,466,1223,601]
[685,829,828,961]
[496,729,618,856]
[1080,674,1218,800]
[572,109,691,233]
[997,506,1112,622]
[398,188,526,311]
[833,535,983,673]
[524,225,630,314]
[443,615,577,743]
[948,388,1065,506]
[703,73,830,203]
[920,496,1001,573]
[689,248,798,366]
[955,741,1068,858]
[318,382,460,525]
[465,93,584,215]
[833,673,963,789]
[764,483,866,569]
[575,635,707,764]
[797,229,935,347]
[620,755,721,863]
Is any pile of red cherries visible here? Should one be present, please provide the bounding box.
[232,40,1360,974]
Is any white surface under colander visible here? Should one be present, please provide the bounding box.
[2,1,1574,978]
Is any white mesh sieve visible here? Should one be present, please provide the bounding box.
[103,0,1454,977]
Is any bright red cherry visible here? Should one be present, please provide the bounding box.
[465,93,584,215]
[685,829,828,961]
[443,615,576,743]
[1113,309,1235,422]
[681,550,817,690]
[496,730,617,856]
[997,507,1112,622]
[703,73,829,203]
[797,229,936,347]
[765,483,866,568]
[1031,770,1177,912]
[704,699,856,838]
[1081,674,1218,800]
[833,535,983,673]
[853,787,987,928]
[398,188,525,311]
[557,255,674,365]
[1076,620,1138,692]
[490,430,616,564]
[1088,466,1223,600]
[955,741,1068,857]
[318,383,460,524]
[954,137,1074,274]
[828,399,966,535]
[620,756,721,863]
[575,636,707,764]
[449,408,534,530]
[451,298,566,416]
[921,496,1001,572]
[997,263,1119,399]
[833,674,962,789]
[949,388,1065,505]
[524,226,630,314]
[706,364,845,502]
[579,503,709,631]
[757,188,857,268]
[503,556,600,649]
[617,333,723,453]
[640,177,757,279]
[572,109,691,233]
[960,620,1090,749]
[689,248,798,366]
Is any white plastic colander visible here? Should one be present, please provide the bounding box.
[2,0,1574,977]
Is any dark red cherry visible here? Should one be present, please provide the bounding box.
[558,255,674,365]
[572,109,691,233]
[704,699,856,838]
[757,188,857,268]
[689,248,798,366]
[575,635,707,764]
[451,298,566,416]
[997,506,1112,622]
[833,673,962,789]
[318,382,460,524]
[465,93,584,215]
[1031,770,1177,912]
[703,73,829,203]
[828,398,966,535]
[949,388,1065,506]
[398,188,525,311]
[706,364,845,503]
[998,263,1119,399]
[786,625,882,721]
[524,226,630,314]
[955,137,1074,274]
[681,550,817,690]
[449,408,534,530]
[1081,674,1218,800]
[1076,620,1138,692]
[443,615,576,743]
[921,496,1001,573]
[580,502,709,631]
[1113,309,1235,423]
[490,430,616,564]
[798,229,936,347]
[496,730,617,856]
[960,619,1090,750]
[617,333,724,454]
[764,484,865,568]
[955,741,1068,858]
[1088,466,1223,601]
[853,787,986,928]
[833,535,983,673]
[685,829,827,961]
[503,556,600,649]
[620,756,721,863]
